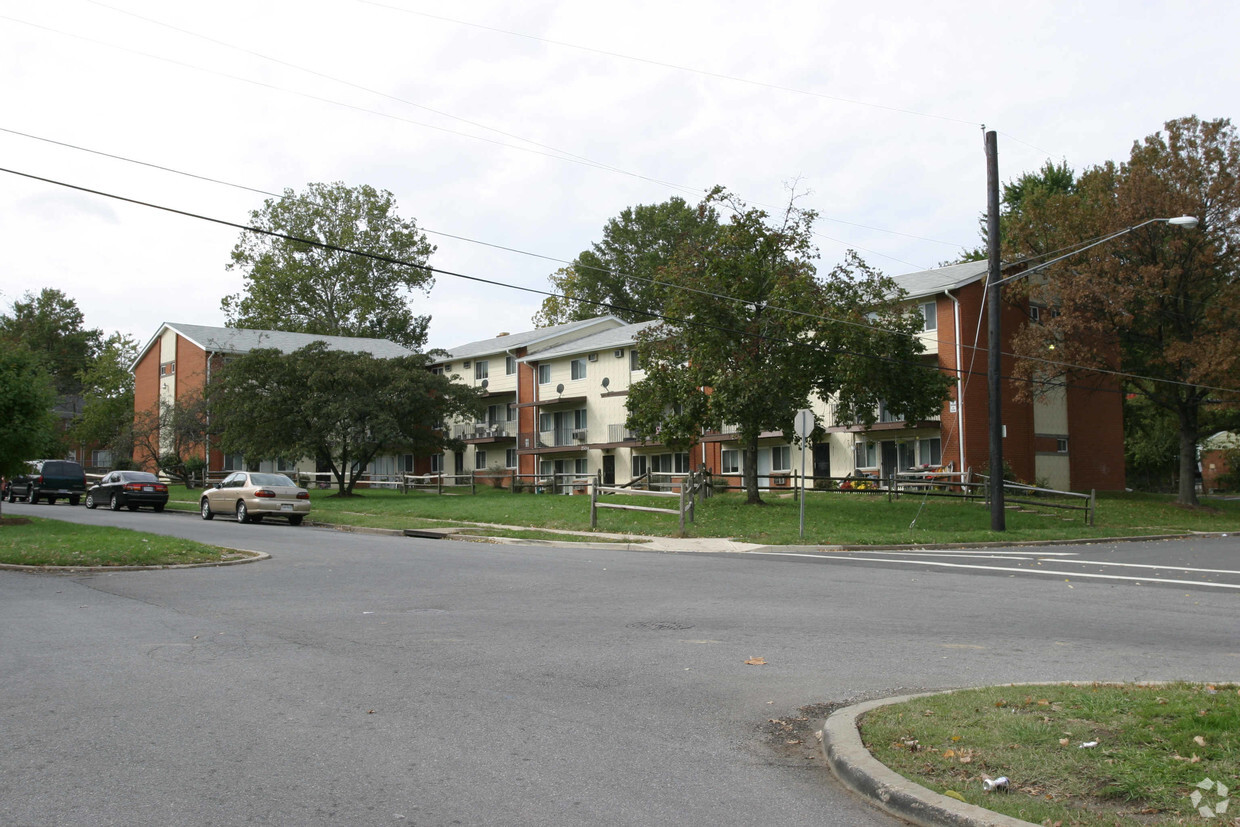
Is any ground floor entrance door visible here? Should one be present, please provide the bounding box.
[880,441,898,483]
[603,455,615,486]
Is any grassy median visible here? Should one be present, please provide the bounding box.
[860,683,1240,825]
[0,516,249,567]
[165,485,1240,545]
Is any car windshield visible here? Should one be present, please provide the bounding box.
[122,472,159,482]
[250,473,297,487]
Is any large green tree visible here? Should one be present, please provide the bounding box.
[0,346,57,518]
[0,288,102,398]
[956,160,1078,263]
[625,188,950,504]
[1005,116,1240,505]
[71,333,139,469]
[222,182,436,350]
[210,344,483,495]
[533,196,720,326]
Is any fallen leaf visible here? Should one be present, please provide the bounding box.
[1194,735,1206,747]
[1059,738,1070,746]
[944,790,966,802]
[943,749,956,759]
[951,735,962,742]
[745,657,767,666]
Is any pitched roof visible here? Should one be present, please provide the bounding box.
[133,323,414,370]
[889,260,990,299]
[522,320,658,361]
[437,315,627,361]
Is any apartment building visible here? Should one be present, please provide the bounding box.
[131,322,413,475]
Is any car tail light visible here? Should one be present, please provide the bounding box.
[154,484,167,492]
[124,483,143,492]
[254,489,276,498]
[296,491,310,500]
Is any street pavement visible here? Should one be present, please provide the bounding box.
[3,501,1238,826]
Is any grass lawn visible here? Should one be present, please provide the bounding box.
[860,683,1240,826]
[164,484,1240,545]
[0,516,250,567]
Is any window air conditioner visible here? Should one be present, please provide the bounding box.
[572,429,588,441]
[587,353,598,362]
[614,349,625,358]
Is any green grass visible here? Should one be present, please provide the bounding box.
[0,516,249,567]
[164,485,1240,545]
[860,683,1240,826]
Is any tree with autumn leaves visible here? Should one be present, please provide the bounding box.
[1003,116,1240,505]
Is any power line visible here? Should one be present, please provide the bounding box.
[3,164,1236,401]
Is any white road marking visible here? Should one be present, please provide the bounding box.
[752,552,1240,590]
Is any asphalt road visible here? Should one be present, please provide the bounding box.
[3,502,1239,826]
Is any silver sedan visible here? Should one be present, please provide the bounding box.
[199,472,311,525]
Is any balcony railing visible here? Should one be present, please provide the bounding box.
[536,427,589,447]
[608,424,639,442]
[451,422,515,440]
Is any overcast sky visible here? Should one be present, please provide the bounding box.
[3,0,1237,354]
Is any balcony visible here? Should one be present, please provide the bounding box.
[537,427,588,448]
[607,424,639,443]
[451,422,515,441]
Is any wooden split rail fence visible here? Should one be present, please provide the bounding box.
[589,468,709,535]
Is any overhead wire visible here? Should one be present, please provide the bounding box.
[3,164,1237,401]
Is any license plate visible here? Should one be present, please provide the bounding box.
[143,486,153,492]
[281,503,293,511]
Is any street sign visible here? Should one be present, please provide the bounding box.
[794,409,813,537]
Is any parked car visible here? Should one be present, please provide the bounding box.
[5,459,86,505]
[85,471,169,512]
[199,472,310,525]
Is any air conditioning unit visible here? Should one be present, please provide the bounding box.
[614,349,625,358]
[572,429,588,441]
[462,361,471,368]
[587,353,598,362]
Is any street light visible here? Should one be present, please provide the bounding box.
[984,130,1198,530]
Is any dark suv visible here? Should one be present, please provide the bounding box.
[5,459,87,505]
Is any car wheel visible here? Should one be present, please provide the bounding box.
[127,504,139,511]
[251,514,264,524]
[46,497,57,506]
[85,492,97,509]
[154,504,165,513]
[5,487,14,503]
[69,496,80,506]
[26,487,38,505]
[109,493,121,511]
[288,515,304,527]
[235,501,250,524]
[200,499,214,520]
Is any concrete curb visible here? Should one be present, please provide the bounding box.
[0,550,269,573]
[823,692,1036,827]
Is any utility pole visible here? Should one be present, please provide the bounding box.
[985,129,1005,531]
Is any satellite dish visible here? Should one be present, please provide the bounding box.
[480,378,488,389]
[601,377,610,389]
[556,383,565,395]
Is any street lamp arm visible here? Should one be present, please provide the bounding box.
[991,216,1198,288]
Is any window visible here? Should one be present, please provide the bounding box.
[1029,305,1042,324]
[1057,438,1069,453]
[505,355,516,375]
[854,442,877,469]
[651,453,690,474]
[276,457,296,472]
[721,449,741,474]
[159,360,176,377]
[474,360,489,380]
[918,437,942,467]
[897,441,916,470]
[431,366,444,375]
[507,403,518,422]
[538,364,551,384]
[574,408,588,429]
[570,358,587,380]
[475,451,488,470]
[920,301,937,331]
[630,349,641,371]
[91,449,113,467]
[401,455,414,473]
[574,458,587,475]
[505,449,517,468]
[430,454,443,473]
[486,404,505,425]
[539,412,552,432]
[771,446,791,472]
[224,452,244,471]
[631,454,648,479]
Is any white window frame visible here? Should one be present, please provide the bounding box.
[505,355,516,375]
[474,450,488,470]
[721,449,741,474]
[474,360,489,380]
[505,448,518,468]
[921,301,937,331]
[570,358,587,380]
[538,364,551,384]
[771,446,791,472]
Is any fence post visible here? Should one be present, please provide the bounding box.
[1089,489,1096,526]
[590,479,598,528]
[437,472,442,495]
[511,469,517,493]
[679,481,686,535]
[471,470,476,496]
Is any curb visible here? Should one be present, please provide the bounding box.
[823,693,1036,827]
[0,550,269,573]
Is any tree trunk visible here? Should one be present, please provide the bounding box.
[742,433,762,505]
[1177,410,1199,507]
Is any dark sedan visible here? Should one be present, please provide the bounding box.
[85,471,170,512]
